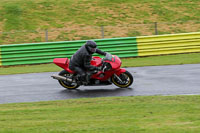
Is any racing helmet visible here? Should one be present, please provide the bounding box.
[85,40,97,54]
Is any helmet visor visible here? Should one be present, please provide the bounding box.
[91,48,96,53]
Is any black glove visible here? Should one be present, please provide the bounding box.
[104,52,108,56]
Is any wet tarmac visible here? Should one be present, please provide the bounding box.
[0,64,200,104]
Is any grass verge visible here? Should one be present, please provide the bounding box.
[1,0,200,44]
[0,95,200,133]
[0,53,200,75]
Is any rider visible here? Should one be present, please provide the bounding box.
[69,40,107,84]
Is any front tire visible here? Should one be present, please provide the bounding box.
[112,71,133,88]
[58,70,80,90]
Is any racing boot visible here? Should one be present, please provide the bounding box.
[77,74,88,85]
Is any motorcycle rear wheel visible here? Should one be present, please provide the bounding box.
[58,70,80,90]
[112,71,133,88]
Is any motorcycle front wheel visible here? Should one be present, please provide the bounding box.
[58,70,80,90]
[112,71,133,88]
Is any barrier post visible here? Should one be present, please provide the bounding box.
[101,26,104,38]
[154,22,158,35]
[45,29,48,42]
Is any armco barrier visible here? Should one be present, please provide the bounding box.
[137,32,200,56]
[0,47,2,66]
[0,37,138,66]
[0,32,200,66]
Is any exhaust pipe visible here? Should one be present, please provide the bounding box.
[51,75,73,82]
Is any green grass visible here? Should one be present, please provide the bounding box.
[1,0,197,28]
[122,53,200,67]
[1,53,200,75]
[0,0,200,44]
[0,95,200,133]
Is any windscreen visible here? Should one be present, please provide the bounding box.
[103,53,114,62]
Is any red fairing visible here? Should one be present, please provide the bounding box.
[53,58,75,73]
[105,55,121,69]
[90,56,102,67]
[115,68,126,76]
[91,55,124,81]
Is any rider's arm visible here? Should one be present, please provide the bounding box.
[96,48,106,56]
[84,55,97,71]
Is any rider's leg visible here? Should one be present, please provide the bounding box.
[69,65,87,84]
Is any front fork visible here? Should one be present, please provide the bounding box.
[113,73,122,82]
[113,68,126,83]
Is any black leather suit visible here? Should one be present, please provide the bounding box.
[69,44,106,82]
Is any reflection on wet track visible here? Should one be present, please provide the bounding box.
[0,64,200,104]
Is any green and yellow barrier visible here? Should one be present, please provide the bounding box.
[0,47,2,66]
[0,32,200,66]
[137,32,200,56]
[0,37,137,66]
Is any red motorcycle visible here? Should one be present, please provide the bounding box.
[51,53,133,90]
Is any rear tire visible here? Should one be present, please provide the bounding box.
[112,71,133,88]
[58,70,80,90]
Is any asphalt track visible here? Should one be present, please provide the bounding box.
[0,64,200,104]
